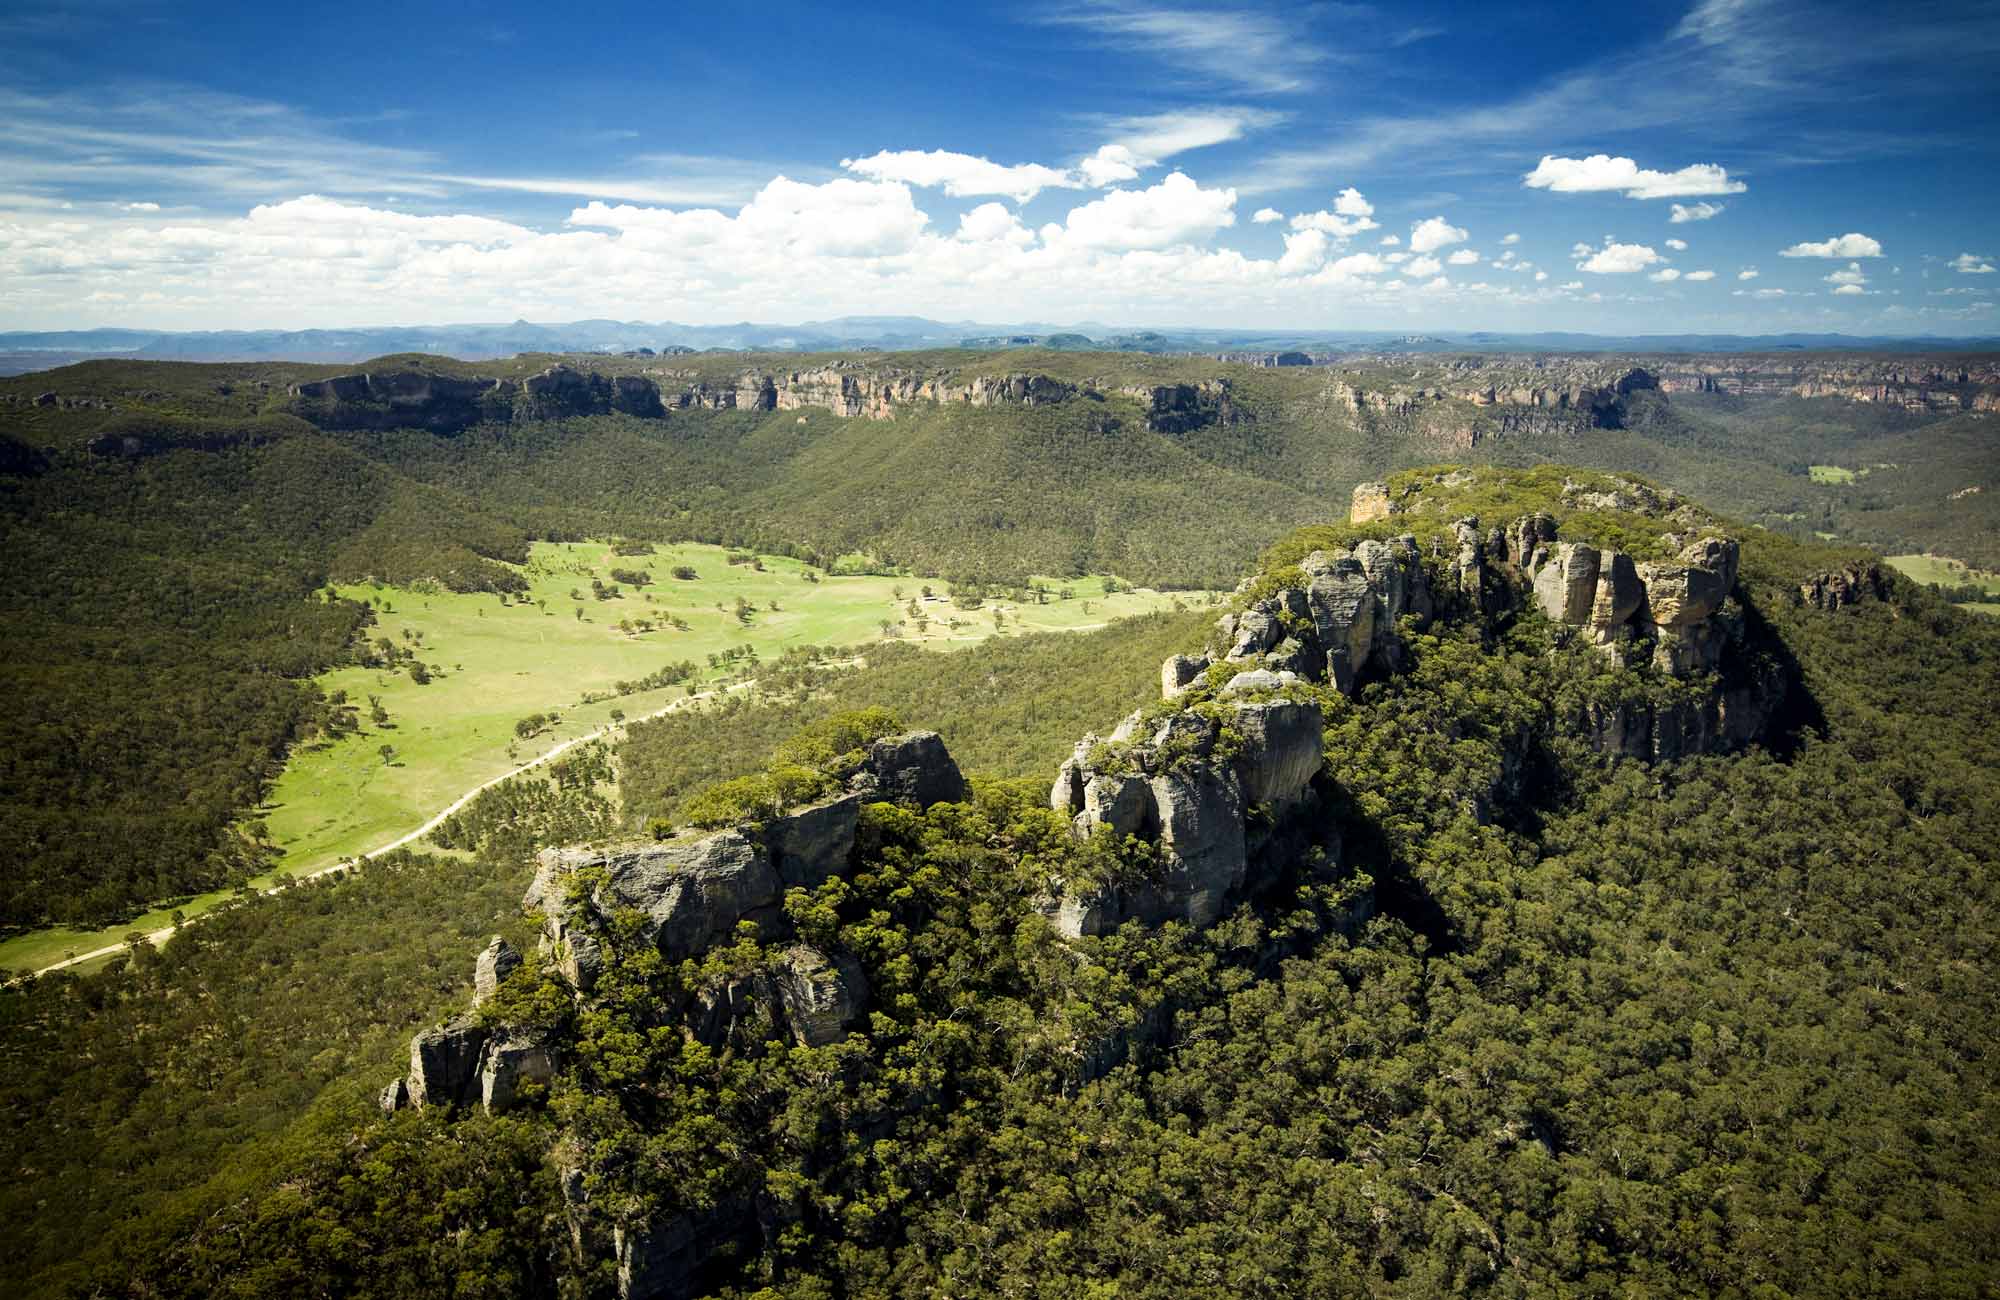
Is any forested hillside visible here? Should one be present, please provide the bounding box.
[1,349,1993,933]
[6,466,1992,1299]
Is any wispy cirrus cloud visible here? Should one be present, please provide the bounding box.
[1228,0,2000,193]
[1036,2,1332,94]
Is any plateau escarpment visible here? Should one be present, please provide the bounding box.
[290,361,1246,436]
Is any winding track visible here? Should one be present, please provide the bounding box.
[27,680,757,978]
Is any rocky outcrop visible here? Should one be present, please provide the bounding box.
[1573,661,1785,763]
[474,935,521,1003]
[1525,535,1742,677]
[406,1015,488,1109]
[290,369,504,431]
[1219,537,1435,693]
[613,1203,760,1300]
[765,793,863,889]
[390,729,970,1121]
[1350,481,1392,523]
[1047,687,1328,938]
[524,731,962,978]
[852,730,967,807]
[479,1031,556,1110]
[771,946,870,1047]
[1116,380,1243,433]
[1800,562,1894,610]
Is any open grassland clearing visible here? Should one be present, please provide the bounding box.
[1887,552,2000,614]
[0,540,1198,975]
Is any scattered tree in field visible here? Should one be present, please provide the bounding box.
[377,744,395,765]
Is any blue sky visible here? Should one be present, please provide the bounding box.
[2,0,1996,333]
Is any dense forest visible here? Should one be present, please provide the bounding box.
[5,480,1996,1297]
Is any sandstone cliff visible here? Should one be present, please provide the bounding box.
[290,361,1246,436]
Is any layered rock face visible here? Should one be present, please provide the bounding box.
[1800,562,1895,610]
[386,731,966,1123]
[525,732,962,988]
[1322,366,1658,446]
[290,369,503,431]
[1047,680,1333,937]
[1647,357,2000,411]
[1527,535,1742,676]
[292,362,1244,435]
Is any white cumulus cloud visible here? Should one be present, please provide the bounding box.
[1379,234,1400,246]
[1046,171,1236,251]
[1951,252,1996,274]
[956,202,1033,245]
[1446,248,1481,265]
[1665,238,1688,251]
[1780,232,1883,258]
[1738,268,1760,280]
[1825,262,1869,287]
[1650,268,1682,282]
[1252,207,1283,224]
[1832,283,1867,295]
[1684,269,1716,281]
[1500,232,1520,244]
[1523,155,1746,200]
[1409,216,1468,253]
[1277,228,1330,275]
[1572,237,1664,273]
[841,150,1077,204]
[1402,254,1443,276]
[1290,187,1380,240]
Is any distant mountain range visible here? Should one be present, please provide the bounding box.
[1,317,1995,373]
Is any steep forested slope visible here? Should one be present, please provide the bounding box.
[6,468,1988,1299]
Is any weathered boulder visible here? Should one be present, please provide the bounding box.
[1229,699,1324,809]
[1534,542,1600,623]
[1301,551,1377,692]
[541,912,605,992]
[1639,561,1729,627]
[1219,667,1298,696]
[1350,480,1393,522]
[771,946,870,1047]
[479,1031,556,1111]
[1075,768,1154,839]
[1145,765,1248,928]
[379,1077,408,1114]
[766,792,861,889]
[1801,562,1892,610]
[1220,603,1285,660]
[1161,652,1210,699]
[474,935,521,1003]
[407,1015,488,1108]
[1588,550,1645,636]
[857,731,966,808]
[1678,536,1740,593]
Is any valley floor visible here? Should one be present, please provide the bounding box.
[0,540,1203,976]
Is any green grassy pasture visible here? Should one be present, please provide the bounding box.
[1886,553,2000,615]
[0,540,1197,974]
